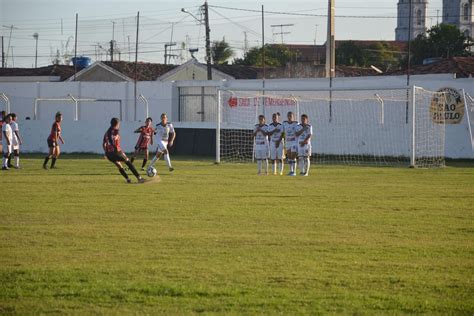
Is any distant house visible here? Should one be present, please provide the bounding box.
[273,41,408,65]
[386,57,474,78]
[0,64,80,82]
[67,61,177,82]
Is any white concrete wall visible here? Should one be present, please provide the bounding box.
[1,75,473,158]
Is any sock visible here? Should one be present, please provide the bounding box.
[293,159,297,173]
[299,157,305,173]
[2,157,6,168]
[141,159,148,169]
[118,167,129,180]
[289,160,294,173]
[149,156,159,168]
[43,156,50,166]
[164,154,172,168]
[264,159,268,174]
[125,160,141,179]
[14,156,19,168]
[305,157,311,175]
[257,160,262,173]
[7,154,12,167]
[50,157,57,168]
[130,157,135,164]
[279,161,284,174]
[273,162,277,174]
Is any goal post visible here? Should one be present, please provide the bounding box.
[216,85,447,168]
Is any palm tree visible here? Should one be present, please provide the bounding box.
[211,39,234,65]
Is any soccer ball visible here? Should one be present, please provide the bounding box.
[147,167,157,177]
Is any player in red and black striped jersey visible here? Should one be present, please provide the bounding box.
[130,117,154,170]
[43,112,65,169]
[103,117,145,184]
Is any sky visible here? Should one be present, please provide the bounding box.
[0,0,445,68]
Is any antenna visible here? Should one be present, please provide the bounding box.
[270,24,294,44]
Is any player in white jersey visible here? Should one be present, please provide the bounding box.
[282,111,299,176]
[148,113,176,173]
[2,114,13,170]
[266,112,284,175]
[9,113,22,169]
[253,114,269,175]
[295,114,313,176]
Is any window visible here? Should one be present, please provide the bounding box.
[417,9,423,25]
[463,3,469,21]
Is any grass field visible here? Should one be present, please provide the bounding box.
[0,156,473,314]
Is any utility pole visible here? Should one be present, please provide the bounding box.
[313,24,319,65]
[2,25,18,67]
[325,0,335,79]
[127,35,131,62]
[271,24,294,44]
[1,36,4,68]
[33,33,39,68]
[110,40,114,62]
[243,31,249,54]
[164,42,177,64]
[204,0,212,80]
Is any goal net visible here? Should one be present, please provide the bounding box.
[216,86,446,168]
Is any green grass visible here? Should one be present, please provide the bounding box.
[0,156,473,314]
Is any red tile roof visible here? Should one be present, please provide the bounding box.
[0,64,81,81]
[386,57,474,78]
[103,61,177,81]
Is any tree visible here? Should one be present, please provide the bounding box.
[410,24,471,65]
[336,41,400,70]
[234,44,297,67]
[211,39,234,65]
[336,41,367,67]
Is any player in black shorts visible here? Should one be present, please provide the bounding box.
[103,118,145,183]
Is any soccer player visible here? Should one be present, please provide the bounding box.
[130,117,154,170]
[295,114,313,176]
[9,113,22,169]
[2,114,12,170]
[0,110,6,153]
[103,117,145,184]
[253,114,269,175]
[148,113,175,173]
[267,112,284,175]
[43,112,65,169]
[282,111,299,176]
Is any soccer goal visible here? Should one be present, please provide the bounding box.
[34,95,123,121]
[216,86,447,168]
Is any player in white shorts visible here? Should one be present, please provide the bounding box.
[9,113,22,169]
[282,111,299,176]
[267,112,284,175]
[2,114,13,170]
[148,113,176,173]
[253,115,269,175]
[295,114,313,176]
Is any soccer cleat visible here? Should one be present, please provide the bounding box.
[42,164,48,170]
[138,177,146,184]
[126,178,132,184]
[303,173,309,177]
[169,167,174,172]
[141,168,145,171]
[14,166,21,169]
[290,172,297,176]
[300,172,305,175]
[2,166,9,170]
